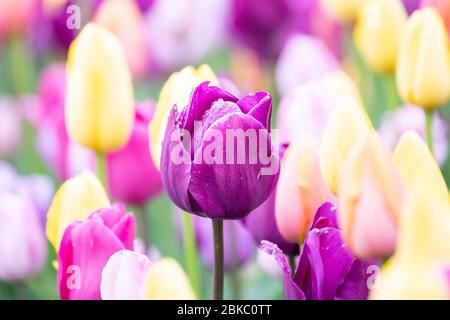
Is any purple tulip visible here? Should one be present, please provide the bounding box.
[58,203,136,300]
[242,184,299,256]
[160,81,279,220]
[403,0,421,14]
[261,203,377,300]
[106,101,163,205]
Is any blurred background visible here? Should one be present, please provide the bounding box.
[0,0,448,300]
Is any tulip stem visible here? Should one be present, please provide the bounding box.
[288,255,296,277]
[14,282,27,300]
[182,212,200,297]
[139,205,150,248]
[425,110,434,155]
[212,219,224,300]
[96,152,107,188]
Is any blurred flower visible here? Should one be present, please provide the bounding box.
[396,7,450,108]
[65,23,134,152]
[275,136,336,244]
[149,65,218,170]
[371,195,450,299]
[243,189,299,256]
[188,214,255,270]
[275,34,339,97]
[393,131,449,204]
[403,0,421,15]
[0,98,21,158]
[379,104,449,165]
[0,164,48,281]
[94,0,150,79]
[0,0,38,36]
[17,174,54,224]
[101,249,151,300]
[256,249,283,278]
[160,82,279,219]
[46,171,110,250]
[145,0,228,73]
[320,0,361,23]
[106,101,162,205]
[231,0,343,59]
[143,258,196,299]
[319,96,373,194]
[277,71,362,145]
[262,203,376,300]
[58,204,136,300]
[339,133,405,259]
[354,0,407,73]
[421,0,450,33]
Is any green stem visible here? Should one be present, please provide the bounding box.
[384,73,399,112]
[288,255,296,277]
[96,152,107,187]
[139,205,150,248]
[212,219,224,300]
[6,35,33,95]
[15,282,27,300]
[182,212,200,297]
[425,109,434,155]
[228,223,240,300]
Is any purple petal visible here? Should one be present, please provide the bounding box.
[310,202,338,230]
[336,259,375,300]
[238,92,272,131]
[161,107,202,214]
[260,241,305,300]
[189,113,279,219]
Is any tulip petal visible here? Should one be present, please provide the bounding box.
[237,92,272,130]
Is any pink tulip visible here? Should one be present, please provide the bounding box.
[0,98,21,158]
[0,0,38,36]
[57,204,136,300]
[0,190,47,281]
[100,249,151,300]
[275,34,339,96]
[275,136,336,243]
[106,101,163,205]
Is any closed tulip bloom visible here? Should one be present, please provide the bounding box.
[262,203,377,300]
[320,0,361,23]
[319,96,373,195]
[65,23,134,152]
[143,258,196,300]
[0,191,47,281]
[94,0,149,79]
[403,0,421,15]
[0,0,37,35]
[149,65,218,170]
[379,104,449,165]
[101,249,151,300]
[371,196,450,299]
[354,0,407,73]
[107,101,162,205]
[275,34,339,97]
[160,82,279,219]
[46,171,110,250]
[393,131,449,203]
[396,8,450,108]
[339,133,405,259]
[421,0,450,33]
[275,136,336,243]
[58,204,136,300]
[277,71,362,145]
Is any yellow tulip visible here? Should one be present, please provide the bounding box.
[65,23,134,152]
[143,258,196,300]
[396,8,450,109]
[339,133,404,258]
[354,0,407,73]
[320,0,362,23]
[393,131,448,204]
[149,65,218,170]
[319,96,373,194]
[322,71,364,106]
[371,196,450,299]
[46,171,110,250]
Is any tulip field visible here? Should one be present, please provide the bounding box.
[1,0,450,302]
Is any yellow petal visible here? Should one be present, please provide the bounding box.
[319,96,373,194]
[46,171,110,250]
[320,0,364,24]
[396,8,450,108]
[65,23,134,152]
[149,65,218,170]
[143,258,196,300]
[393,131,448,204]
[354,0,407,73]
